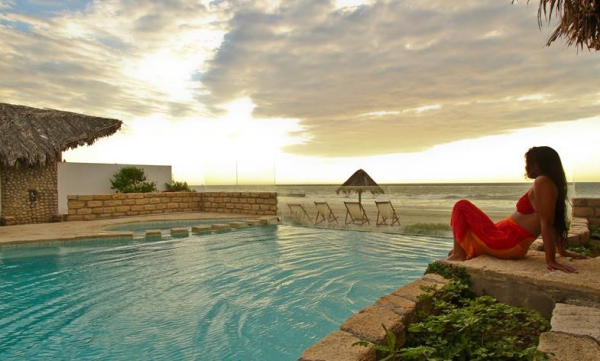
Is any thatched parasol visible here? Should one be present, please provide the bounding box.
[0,103,123,167]
[336,169,384,204]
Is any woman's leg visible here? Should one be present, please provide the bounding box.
[449,200,496,260]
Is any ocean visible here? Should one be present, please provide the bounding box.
[193,182,600,225]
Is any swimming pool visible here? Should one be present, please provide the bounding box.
[0,224,451,360]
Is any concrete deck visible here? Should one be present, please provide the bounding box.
[0,212,271,246]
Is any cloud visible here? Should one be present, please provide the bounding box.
[0,0,598,161]
[200,0,600,156]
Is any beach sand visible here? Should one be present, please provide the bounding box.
[278,195,510,234]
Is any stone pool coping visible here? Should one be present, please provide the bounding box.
[0,211,279,246]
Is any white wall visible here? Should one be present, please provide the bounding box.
[57,162,172,214]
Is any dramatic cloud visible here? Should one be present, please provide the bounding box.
[0,0,598,160]
[200,0,600,156]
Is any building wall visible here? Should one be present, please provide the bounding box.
[66,192,277,221]
[57,162,172,214]
[1,162,58,224]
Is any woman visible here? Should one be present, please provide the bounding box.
[447,146,586,273]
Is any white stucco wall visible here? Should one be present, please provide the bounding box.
[57,162,172,214]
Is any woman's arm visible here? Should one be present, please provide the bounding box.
[533,176,578,273]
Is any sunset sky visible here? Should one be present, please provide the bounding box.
[1,0,599,185]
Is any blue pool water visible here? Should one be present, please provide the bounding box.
[0,225,451,360]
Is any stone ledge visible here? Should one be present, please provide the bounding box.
[300,273,450,361]
[550,303,600,341]
[537,332,600,361]
[440,253,600,319]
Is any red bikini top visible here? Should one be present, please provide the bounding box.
[516,192,535,214]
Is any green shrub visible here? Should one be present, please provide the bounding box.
[402,295,550,361]
[165,180,194,192]
[354,263,550,361]
[591,225,600,240]
[110,166,157,193]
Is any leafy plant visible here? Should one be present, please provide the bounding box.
[110,166,157,193]
[353,263,550,360]
[570,243,600,257]
[353,324,399,361]
[165,180,194,192]
[591,225,600,240]
[401,295,550,360]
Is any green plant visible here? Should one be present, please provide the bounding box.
[110,166,157,193]
[354,263,550,361]
[567,239,600,257]
[402,295,550,361]
[165,180,194,192]
[591,225,600,240]
[353,324,399,361]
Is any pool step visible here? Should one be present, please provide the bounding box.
[140,218,278,241]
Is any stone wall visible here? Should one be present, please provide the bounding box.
[573,198,600,226]
[202,192,277,215]
[1,162,58,225]
[66,192,277,221]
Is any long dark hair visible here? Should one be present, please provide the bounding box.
[525,146,568,244]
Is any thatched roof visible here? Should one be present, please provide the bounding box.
[336,169,384,203]
[0,102,123,167]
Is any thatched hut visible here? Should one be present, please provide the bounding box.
[0,103,122,225]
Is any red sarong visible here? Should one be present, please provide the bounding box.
[451,200,536,260]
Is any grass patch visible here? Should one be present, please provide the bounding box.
[403,223,452,236]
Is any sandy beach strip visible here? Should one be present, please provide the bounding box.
[278,195,510,228]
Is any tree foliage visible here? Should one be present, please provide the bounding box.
[518,0,600,51]
[164,180,194,192]
[110,166,157,193]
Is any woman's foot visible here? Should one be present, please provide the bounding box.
[446,252,466,261]
[446,239,466,261]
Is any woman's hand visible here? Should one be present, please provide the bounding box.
[546,260,578,273]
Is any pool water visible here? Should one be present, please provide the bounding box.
[0,225,451,360]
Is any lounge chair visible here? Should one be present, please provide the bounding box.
[314,201,340,225]
[287,203,311,223]
[344,201,370,225]
[375,201,401,226]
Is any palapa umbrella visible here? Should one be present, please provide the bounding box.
[336,169,384,204]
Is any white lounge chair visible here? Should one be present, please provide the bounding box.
[287,203,311,223]
[314,201,340,225]
[375,201,401,226]
[344,201,370,225]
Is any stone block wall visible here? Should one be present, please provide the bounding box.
[573,198,600,226]
[67,192,202,221]
[202,192,277,216]
[66,192,277,221]
[1,162,58,225]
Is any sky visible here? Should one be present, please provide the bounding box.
[1,0,599,185]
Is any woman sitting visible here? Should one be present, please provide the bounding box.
[447,146,586,273]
